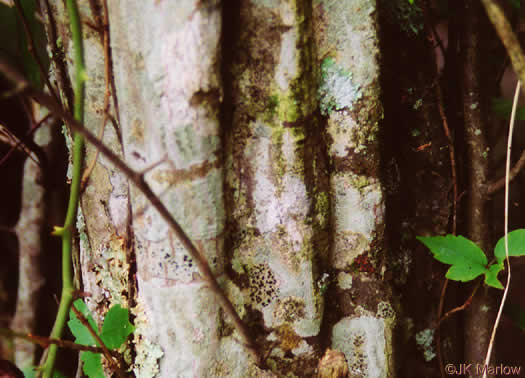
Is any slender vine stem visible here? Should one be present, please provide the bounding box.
[41,0,85,377]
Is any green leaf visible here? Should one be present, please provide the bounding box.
[494,229,525,265]
[417,235,488,281]
[67,302,134,377]
[81,352,105,378]
[68,299,99,346]
[491,97,525,121]
[484,263,504,289]
[408,0,414,4]
[100,305,135,349]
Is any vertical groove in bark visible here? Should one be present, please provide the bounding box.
[462,1,494,374]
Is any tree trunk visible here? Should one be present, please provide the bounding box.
[42,0,393,376]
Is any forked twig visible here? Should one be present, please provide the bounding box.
[0,113,51,168]
[436,281,481,326]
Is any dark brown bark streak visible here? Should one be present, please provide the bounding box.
[462,1,494,375]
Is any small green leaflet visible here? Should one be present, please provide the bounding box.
[68,299,98,346]
[484,263,504,290]
[68,299,135,378]
[494,229,525,265]
[80,353,104,378]
[416,235,487,281]
[100,304,136,349]
[417,230,525,290]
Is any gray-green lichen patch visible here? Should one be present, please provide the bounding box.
[415,328,436,362]
[61,125,73,181]
[331,173,383,268]
[275,25,299,92]
[267,261,321,338]
[167,122,221,169]
[131,300,163,378]
[332,231,368,270]
[133,167,224,283]
[314,0,379,89]
[244,120,309,236]
[136,281,221,377]
[325,112,360,157]
[318,57,361,115]
[145,166,225,241]
[337,272,353,289]
[207,336,271,377]
[233,239,321,338]
[95,237,130,304]
[76,207,90,258]
[78,230,130,325]
[332,316,387,378]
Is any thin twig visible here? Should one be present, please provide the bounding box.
[0,57,261,366]
[0,113,52,168]
[487,148,525,194]
[0,328,106,354]
[437,281,481,326]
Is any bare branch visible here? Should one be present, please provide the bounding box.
[487,148,525,194]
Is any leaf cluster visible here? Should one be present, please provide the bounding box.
[417,229,525,289]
